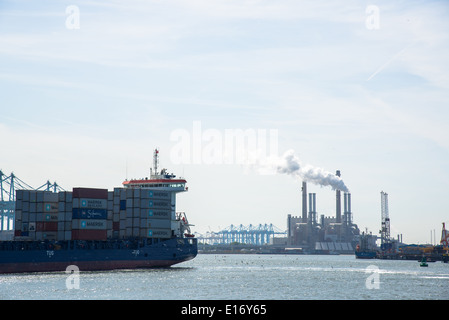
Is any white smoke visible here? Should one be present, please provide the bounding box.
[257,149,349,192]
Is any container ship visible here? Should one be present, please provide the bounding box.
[0,149,197,274]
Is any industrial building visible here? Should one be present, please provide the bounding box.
[287,171,360,254]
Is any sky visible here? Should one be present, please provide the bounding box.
[1,0,448,244]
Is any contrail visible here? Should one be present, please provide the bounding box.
[366,43,413,82]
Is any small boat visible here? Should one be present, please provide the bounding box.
[419,257,428,267]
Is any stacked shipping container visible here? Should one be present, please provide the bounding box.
[72,188,108,241]
[15,190,59,240]
[14,187,176,241]
[114,188,174,239]
[57,191,73,241]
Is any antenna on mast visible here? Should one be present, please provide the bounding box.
[153,149,159,175]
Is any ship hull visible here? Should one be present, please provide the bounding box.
[355,251,377,259]
[0,237,197,274]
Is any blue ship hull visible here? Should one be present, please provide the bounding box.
[0,237,197,274]
[355,250,377,259]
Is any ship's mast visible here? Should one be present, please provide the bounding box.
[153,149,159,176]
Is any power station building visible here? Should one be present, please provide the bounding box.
[287,171,360,253]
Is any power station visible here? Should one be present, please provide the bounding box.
[287,170,360,254]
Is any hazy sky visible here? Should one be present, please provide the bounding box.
[1,0,448,244]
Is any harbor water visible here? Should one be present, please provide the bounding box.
[1,254,448,300]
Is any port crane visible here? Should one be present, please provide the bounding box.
[196,224,286,245]
[380,191,392,251]
[0,170,64,231]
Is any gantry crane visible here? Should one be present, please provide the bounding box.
[380,191,392,251]
[0,170,64,231]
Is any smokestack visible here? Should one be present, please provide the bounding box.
[308,193,317,225]
[302,181,307,223]
[336,170,341,223]
[343,192,352,225]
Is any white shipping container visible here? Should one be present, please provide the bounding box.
[41,232,57,240]
[29,212,36,221]
[146,209,171,219]
[58,192,65,202]
[58,230,65,240]
[142,190,171,199]
[15,200,23,210]
[64,211,72,221]
[29,191,37,203]
[72,219,107,230]
[147,219,171,229]
[44,213,58,222]
[28,222,36,232]
[43,192,58,202]
[44,203,58,213]
[79,198,107,209]
[58,221,65,231]
[16,190,23,201]
[37,191,44,203]
[23,190,30,202]
[146,228,172,239]
[15,209,22,221]
[58,212,65,221]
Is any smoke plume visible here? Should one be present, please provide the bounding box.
[259,149,349,192]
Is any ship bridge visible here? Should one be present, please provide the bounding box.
[122,149,187,193]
